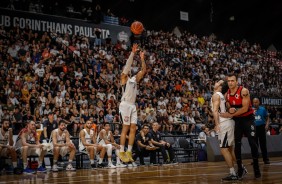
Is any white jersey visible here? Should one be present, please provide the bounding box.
[0,129,9,145]
[50,129,67,144]
[15,129,37,149]
[121,76,138,104]
[79,129,94,149]
[97,129,111,145]
[211,92,231,123]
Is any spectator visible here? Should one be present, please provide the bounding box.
[150,122,175,163]
[42,112,58,141]
[134,124,158,165]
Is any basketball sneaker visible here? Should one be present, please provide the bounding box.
[128,162,137,167]
[91,164,97,169]
[118,152,129,163]
[5,165,14,174]
[125,151,134,162]
[254,168,261,178]
[52,165,59,172]
[23,167,36,174]
[221,174,239,181]
[37,166,47,173]
[97,163,106,168]
[66,164,76,171]
[116,163,127,168]
[237,166,248,180]
[107,163,116,169]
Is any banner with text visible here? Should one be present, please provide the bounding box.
[261,97,282,106]
[0,8,131,44]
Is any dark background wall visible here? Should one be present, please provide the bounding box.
[2,0,282,50]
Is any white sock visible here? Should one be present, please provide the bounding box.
[116,157,121,164]
[128,145,133,152]
[120,145,125,152]
[38,161,42,167]
[90,159,94,164]
[23,162,28,169]
[230,167,236,175]
[108,158,112,164]
[99,158,103,164]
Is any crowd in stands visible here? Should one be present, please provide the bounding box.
[0,16,281,136]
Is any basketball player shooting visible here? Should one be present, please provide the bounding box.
[118,43,146,163]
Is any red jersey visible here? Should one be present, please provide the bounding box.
[226,86,254,117]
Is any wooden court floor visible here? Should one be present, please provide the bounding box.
[0,157,282,184]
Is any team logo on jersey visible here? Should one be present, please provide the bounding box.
[235,94,239,99]
[4,134,8,140]
[124,116,129,122]
[251,125,255,130]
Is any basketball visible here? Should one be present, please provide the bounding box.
[130,21,144,35]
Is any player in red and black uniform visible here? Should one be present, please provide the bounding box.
[220,73,261,179]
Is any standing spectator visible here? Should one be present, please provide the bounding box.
[94,28,101,48]
[13,106,24,135]
[252,98,270,164]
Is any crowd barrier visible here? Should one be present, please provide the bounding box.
[206,134,282,162]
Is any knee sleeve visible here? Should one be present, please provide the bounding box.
[106,144,113,156]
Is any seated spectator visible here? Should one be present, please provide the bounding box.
[194,111,205,133]
[187,113,196,134]
[69,108,82,137]
[146,110,157,126]
[198,125,216,151]
[150,122,175,163]
[42,112,58,141]
[174,110,183,133]
[79,120,106,169]
[0,119,21,174]
[15,121,47,174]
[134,124,158,165]
[50,120,76,172]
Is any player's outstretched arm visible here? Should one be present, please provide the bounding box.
[136,50,146,83]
